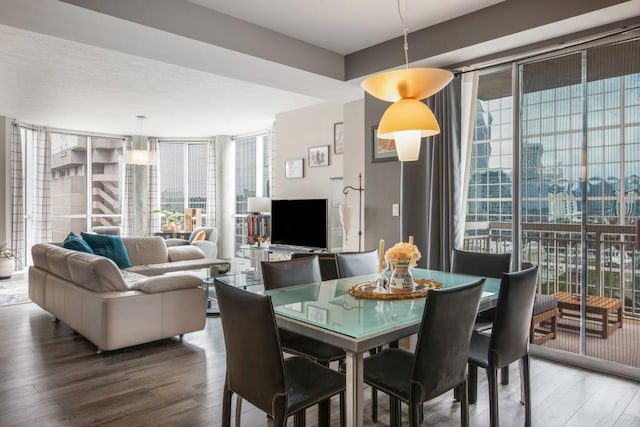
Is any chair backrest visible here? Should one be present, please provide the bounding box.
[188,226,218,243]
[451,249,511,279]
[412,278,486,402]
[261,255,322,290]
[215,282,286,417]
[336,249,378,278]
[489,265,539,368]
[290,252,339,280]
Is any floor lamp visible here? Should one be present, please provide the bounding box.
[343,173,365,252]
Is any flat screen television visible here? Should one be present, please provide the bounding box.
[270,199,328,249]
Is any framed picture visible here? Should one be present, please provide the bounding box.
[371,125,397,162]
[285,158,304,179]
[307,305,329,325]
[308,145,330,167]
[334,122,344,154]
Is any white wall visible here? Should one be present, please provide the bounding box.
[273,103,344,199]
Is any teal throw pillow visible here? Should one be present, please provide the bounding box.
[62,232,95,254]
[80,232,132,269]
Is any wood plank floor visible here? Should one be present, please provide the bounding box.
[0,302,638,426]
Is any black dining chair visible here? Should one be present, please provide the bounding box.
[363,278,486,427]
[215,282,346,427]
[291,252,340,280]
[467,265,539,427]
[261,256,346,426]
[451,248,512,385]
[336,249,379,278]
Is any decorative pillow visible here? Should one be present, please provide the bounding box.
[192,230,207,241]
[80,232,132,269]
[62,232,95,254]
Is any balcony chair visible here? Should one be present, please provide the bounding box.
[363,278,486,427]
[261,256,346,426]
[467,265,539,427]
[215,282,345,427]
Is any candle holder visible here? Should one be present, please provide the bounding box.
[372,267,389,294]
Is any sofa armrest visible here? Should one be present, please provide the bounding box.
[128,274,203,294]
[191,240,218,259]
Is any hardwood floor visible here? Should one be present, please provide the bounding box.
[1,302,638,426]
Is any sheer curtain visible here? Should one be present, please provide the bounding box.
[121,137,135,237]
[9,122,24,266]
[401,76,462,271]
[206,137,217,227]
[147,139,160,236]
[32,128,52,244]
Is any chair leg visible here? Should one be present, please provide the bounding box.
[371,386,378,422]
[339,391,346,427]
[293,410,305,427]
[409,402,421,427]
[501,366,509,385]
[459,379,470,427]
[235,396,242,427]
[317,399,329,427]
[487,367,500,427]
[222,379,232,427]
[390,397,402,427]
[468,364,478,404]
[522,355,532,427]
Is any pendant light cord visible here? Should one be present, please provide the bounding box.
[397,0,409,69]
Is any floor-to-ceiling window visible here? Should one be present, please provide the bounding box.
[157,141,208,227]
[463,35,640,372]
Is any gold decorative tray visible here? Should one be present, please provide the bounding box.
[348,278,443,300]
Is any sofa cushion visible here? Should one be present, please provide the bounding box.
[63,232,94,254]
[127,274,203,293]
[81,232,132,269]
[168,245,205,262]
[122,237,169,266]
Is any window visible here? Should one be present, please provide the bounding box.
[158,141,209,225]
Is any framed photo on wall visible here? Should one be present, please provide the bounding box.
[371,125,397,162]
[308,145,330,167]
[334,122,344,154]
[285,158,304,179]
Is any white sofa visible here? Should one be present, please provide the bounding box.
[28,238,229,353]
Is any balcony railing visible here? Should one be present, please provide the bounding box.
[464,222,640,318]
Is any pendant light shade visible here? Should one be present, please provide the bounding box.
[361,68,453,102]
[378,98,440,138]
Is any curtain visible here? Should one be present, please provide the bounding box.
[401,76,462,271]
[121,137,135,237]
[147,139,160,236]
[459,71,480,248]
[32,128,52,244]
[9,123,24,267]
[206,137,217,227]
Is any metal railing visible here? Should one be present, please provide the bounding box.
[464,222,640,317]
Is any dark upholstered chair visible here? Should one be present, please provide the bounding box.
[336,249,378,278]
[467,265,539,427]
[261,256,346,426]
[363,278,486,427]
[290,252,339,280]
[215,282,345,427]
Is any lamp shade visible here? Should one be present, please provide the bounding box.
[361,68,454,102]
[247,197,271,213]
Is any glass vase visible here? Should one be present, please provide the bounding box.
[389,260,414,292]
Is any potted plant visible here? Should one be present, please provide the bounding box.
[0,242,22,279]
[153,209,184,233]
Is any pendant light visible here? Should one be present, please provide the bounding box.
[361,0,453,161]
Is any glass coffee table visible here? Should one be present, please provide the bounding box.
[203,272,264,315]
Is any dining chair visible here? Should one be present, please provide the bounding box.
[363,278,486,427]
[451,248,512,385]
[290,252,339,280]
[261,255,346,426]
[215,282,346,427]
[335,249,378,278]
[467,265,539,427]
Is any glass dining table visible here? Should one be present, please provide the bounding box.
[265,268,501,427]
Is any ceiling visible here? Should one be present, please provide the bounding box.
[0,0,638,137]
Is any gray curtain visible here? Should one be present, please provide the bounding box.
[401,76,462,271]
